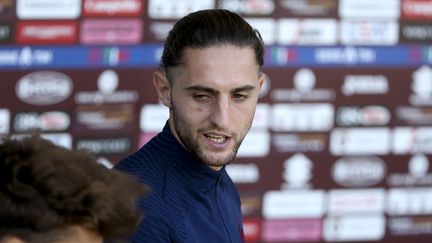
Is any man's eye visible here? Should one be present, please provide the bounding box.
[233,93,248,101]
[193,94,210,101]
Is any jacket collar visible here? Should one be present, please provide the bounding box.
[158,121,227,194]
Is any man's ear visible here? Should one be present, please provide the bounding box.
[153,70,171,107]
[258,72,266,89]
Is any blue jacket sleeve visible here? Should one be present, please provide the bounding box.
[130,209,174,243]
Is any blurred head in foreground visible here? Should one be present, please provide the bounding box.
[0,136,147,243]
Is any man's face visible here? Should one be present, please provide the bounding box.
[165,45,264,170]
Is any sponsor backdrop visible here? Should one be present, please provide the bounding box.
[1,0,432,242]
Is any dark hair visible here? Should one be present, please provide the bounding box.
[161,9,264,72]
[0,136,147,242]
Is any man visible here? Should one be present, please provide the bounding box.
[115,9,265,242]
[0,136,147,243]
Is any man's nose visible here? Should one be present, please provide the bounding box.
[210,96,230,128]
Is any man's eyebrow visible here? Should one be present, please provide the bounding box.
[185,85,256,93]
[231,85,256,93]
[185,85,219,94]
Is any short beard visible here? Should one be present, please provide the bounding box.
[171,102,247,167]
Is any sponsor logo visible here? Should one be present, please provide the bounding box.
[336,106,391,126]
[237,130,270,157]
[410,66,432,106]
[332,157,386,187]
[262,190,326,218]
[0,46,53,67]
[148,22,174,41]
[140,104,169,132]
[342,74,389,96]
[393,127,432,154]
[330,128,391,155]
[75,70,138,104]
[240,194,262,217]
[0,24,11,43]
[264,46,298,65]
[408,154,430,177]
[250,103,269,130]
[80,19,142,45]
[389,216,432,236]
[396,106,432,125]
[282,153,313,190]
[16,0,81,19]
[226,163,260,184]
[0,109,10,134]
[16,21,78,44]
[87,47,130,66]
[387,154,432,186]
[10,133,72,148]
[387,188,432,215]
[273,133,326,152]
[280,0,337,16]
[401,23,432,42]
[219,0,274,15]
[258,75,271,99]
[13,111,70,132]
[16,71,73,106]
[315,47,377,65]
[147,0,214,19]
[83,0,143,17]
[327,188,385,214]
[340,20,399,45]
[339,0,400,19]
[277,18,337,45]
[76,137,130,155]
[271,103,334,131]
[245,18,275,45]
[262,219,322,242]
[323,215,385,241]
[402,0,432,19]
[74,104,135,132]
[271,68,335,102]
[243,219,260,242]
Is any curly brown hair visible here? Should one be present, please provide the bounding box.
[0,136,147,242]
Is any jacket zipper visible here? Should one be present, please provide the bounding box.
[215,173,233,242]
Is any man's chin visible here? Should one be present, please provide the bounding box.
[200,153,235,168]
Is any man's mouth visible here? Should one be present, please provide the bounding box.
[205,134,227,143]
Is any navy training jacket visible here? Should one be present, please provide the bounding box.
[115,122,244,243]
